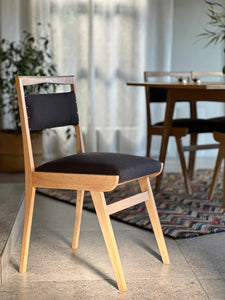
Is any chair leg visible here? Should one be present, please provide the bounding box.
[146,132,152,157]
[90,191,127,292]
[19,185,36,273]
[209,146,225,201]
[223,162,225,208]
[139,177,170,265]
[188,133,197,178]
[72,190,85,249]
[175,137,192,195]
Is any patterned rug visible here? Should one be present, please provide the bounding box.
[37,169,225,239]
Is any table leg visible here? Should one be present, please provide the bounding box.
[155,90,176,192]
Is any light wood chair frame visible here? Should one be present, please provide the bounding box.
[144,71,194,194]
[16,75,169,292]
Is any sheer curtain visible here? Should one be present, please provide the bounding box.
[0,0,174,160]
[50,0,149,158]
[48,0,175,159]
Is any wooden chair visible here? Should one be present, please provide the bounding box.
[144,71,225,194]
[188,71,225,177]
[191,71,223,84]
[15,75,169,292]
[189,71,225,208]
[144,71,210,194]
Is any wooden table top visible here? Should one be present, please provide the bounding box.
[127,81,225,90]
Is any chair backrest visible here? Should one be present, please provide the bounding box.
[191,71,224,84]
[15,76,84,173]
[26,91,79,132]
[144,71,191,103]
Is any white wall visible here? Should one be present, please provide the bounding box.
[172,0,224,71]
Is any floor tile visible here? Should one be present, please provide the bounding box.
[177,233,225,279]
[199,278,225,300]
[0,276,208,300]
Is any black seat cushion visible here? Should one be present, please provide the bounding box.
[36,152,161,183]
[154,118,219,134]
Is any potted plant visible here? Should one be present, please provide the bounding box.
[0,27,57,172]
[199,0,225,73]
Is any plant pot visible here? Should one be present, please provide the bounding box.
[0,129,43,172]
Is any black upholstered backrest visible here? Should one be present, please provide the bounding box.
[149,87,168,103]
[25,91,79,131]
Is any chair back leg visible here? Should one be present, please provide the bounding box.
[223,163,225,208]
[139,177,170,265]
[175,137,192,195]
[20,185,36,273]
[209,146,225,203]
[188,133,198,178]
[72,190,85,249]
[90,191,127,292]
[146,131,152,157]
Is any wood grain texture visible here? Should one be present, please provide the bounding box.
[91,191,127,292]
[72,190,85,249]
[32,172,119,192]
[107,191,149,215]
[139,177,170,265]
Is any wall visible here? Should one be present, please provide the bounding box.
[172,0,224,71]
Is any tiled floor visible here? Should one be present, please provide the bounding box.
[0,158,225,299]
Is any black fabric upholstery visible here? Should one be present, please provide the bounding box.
[26,91,79,131]
[149,87,167,102]
[149,87,190,103]
[36,152,161,183]
[208,117,225,132]
[154,118,220,134]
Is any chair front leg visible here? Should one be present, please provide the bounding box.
[20,185,36,273]
[72,190,85,249]
[90,191,127,292]
[139,177,170,265]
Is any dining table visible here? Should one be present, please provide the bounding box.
[127,81,225,191]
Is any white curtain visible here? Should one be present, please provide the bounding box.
[0,0,174,160]
[48,0,175,160]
